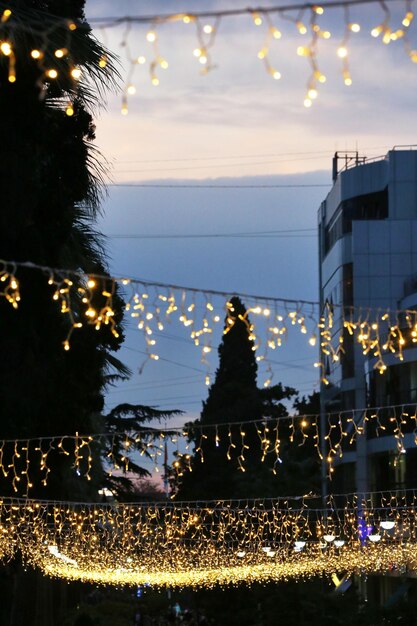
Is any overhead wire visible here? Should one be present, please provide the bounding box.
[113,145,392,164]
[108,182,331,189]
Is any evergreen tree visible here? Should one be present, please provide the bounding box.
[176,296,297,500]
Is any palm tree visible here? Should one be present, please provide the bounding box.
[0,2,174,622]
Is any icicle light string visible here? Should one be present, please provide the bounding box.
[1,259,417,387]
[0,0,415,110]
[85,0,417,111]
[2,402,417,495]
[0,490,416,587]
[0,4,103,113]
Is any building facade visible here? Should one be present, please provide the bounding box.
[318,147,417,496]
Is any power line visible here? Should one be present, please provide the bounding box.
[113,156,329,174]
[124,346,208,374]
[113,146,390,164]
[107,228,316,240]
[106,374,202,394]
[108,183,330,189]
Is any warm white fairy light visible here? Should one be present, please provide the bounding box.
[0,1,414,109]
[0,490,413,588]
[2,258,417,396]
[0,395,416,494]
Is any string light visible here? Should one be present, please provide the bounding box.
[0,257,414,408]
[0,399,416,494]
[0,9,114,120]
[0,1,414,109]
[2,259,417,393]
[0,490,413,588]
[85,0,417,110]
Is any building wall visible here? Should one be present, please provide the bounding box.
[318,149,417,494]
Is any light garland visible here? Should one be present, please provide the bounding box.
[0,1,415,109]
[85,0,417,111]
[0,400,415,494]
[1,259,417,389]
[0,3,114,116]
[0,491,415,588]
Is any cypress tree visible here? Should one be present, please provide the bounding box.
[176,296,297,500]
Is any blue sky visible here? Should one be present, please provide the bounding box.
[82,0,417,429]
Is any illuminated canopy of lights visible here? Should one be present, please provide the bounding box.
[0,1,415,108]
[1,259,416,388]
[0,491,415,588]
[0,401,416,496]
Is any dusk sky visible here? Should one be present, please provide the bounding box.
[81,0,417,428]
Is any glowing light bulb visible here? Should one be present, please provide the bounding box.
[314,5,324,14]
[1,42,11,56]
[71,68,81,79]
[54,49,67,58]
[349,23,361,32]
[337,46,348,58]
[403,12,414,27]
[146,31,157,43]
[99,55,107,68]
[159,58,169,69]
[382,31,391,44]
[296,21,307,35]
[47,69,58,79]
[65,104,74,116]
[272,70,281,80]
[371,26,382,37]
[151,77,159,86]
[272,28,282,39]
[127,84,136,95]
[137,56,146,64]
[31,49,42,59]
[193,48,202,58]
[304,98,312,108]
[308,88,318,99]
[203,24,213,34]
[199,55,208,65]
[252,13,263,26]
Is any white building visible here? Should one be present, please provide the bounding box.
[318,147,417,497]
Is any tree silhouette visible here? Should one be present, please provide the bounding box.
[175,296,298,500]
[0,2,177,623]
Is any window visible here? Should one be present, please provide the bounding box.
[323,188,388,255]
